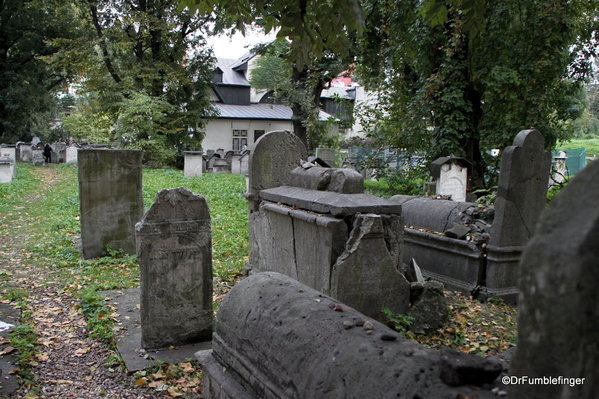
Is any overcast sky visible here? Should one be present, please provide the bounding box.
[207,29,277,59]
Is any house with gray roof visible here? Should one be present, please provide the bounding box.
[201,53,340,152]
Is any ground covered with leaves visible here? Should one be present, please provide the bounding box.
[0,164,517,398]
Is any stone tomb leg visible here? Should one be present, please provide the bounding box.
[136,187,213,349]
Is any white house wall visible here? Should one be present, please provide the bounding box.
[202,118,293,152]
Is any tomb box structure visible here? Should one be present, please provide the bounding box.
[0,145,16,178]
[247,131,408,321]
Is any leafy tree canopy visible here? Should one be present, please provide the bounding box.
[49,0,219,165]
[357,0,599,188]
[0,0,79,143]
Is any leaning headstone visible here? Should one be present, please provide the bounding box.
[136,187,213,349]
[485,130,551,302]
[78,149,143,259]
[246,130,308,210]
[183,151,204,177]
[510,159,599,399]
[330,214,410,319]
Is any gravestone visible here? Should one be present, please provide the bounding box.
[78,149,143,259]
[0,159,13,183]
[0,145,16,178]
[136,187,212,349]
[18,142,31,162]
[230,154,242,174]
[183,151,204,177]
[31,147,44,167]
[65,145,79,164]
[246,130,308,210]
[52,142,67,162]
[485,130,551,301]
[430,156,470,202]
[510,158,599,399]
[489,130,551,247]
[331,214,410,317]
[316,147,336,167]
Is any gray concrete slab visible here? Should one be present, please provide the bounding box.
[101,289,211,374]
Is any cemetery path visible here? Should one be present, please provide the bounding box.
[1,166,162,398]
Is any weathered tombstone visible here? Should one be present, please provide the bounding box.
[430,156,470,202]
[246,130,308,210]
[550,150,568,185]
[31,147,44,167]
[78,149,143,259]
[485,130,551,302]
[52,142,67,163]
[316,147,336,167]
[510,158,599,399]
[0,159,13,183]
[183,151,204,177]
[331,214,409,317]
[17,142,31,162]
[65,145,79,164]
[239,151,250,175]
[0,145,16,177]
[211,157,229,174]
[136,187,213,349]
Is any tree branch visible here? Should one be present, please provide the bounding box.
[87,0,122,84]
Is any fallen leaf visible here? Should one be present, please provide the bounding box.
[1,346,15,355]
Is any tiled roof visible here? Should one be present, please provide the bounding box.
[211,103,336,121]
[215,58,250,86]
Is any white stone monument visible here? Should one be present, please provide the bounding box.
[183,151,204,177]
[437,163,468,202]
[0,145,16,177]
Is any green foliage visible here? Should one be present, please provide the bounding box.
[0,0,78,142]
[181,0,363,70]
[48,0,216,164]
[358,0,598,188]
[8,311,39,389]
[80,290,118,347]
[382,308,414,333]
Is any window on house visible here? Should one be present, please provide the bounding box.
[232,130,248,150]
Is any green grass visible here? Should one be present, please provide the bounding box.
[557,137,599,157]
[1,163,248,297]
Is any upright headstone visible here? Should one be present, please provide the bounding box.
[136,187,213,349]
[510,159,599,399]
[0,145,16,177]
[31,147,44,167]
[316,147,336,167]
[52,142,67,163]
[78,149,143,259]
[489,130,551,247]
[484,130,551,302]
[65,145,79,164]
[183,151,204,177]
[437,163,468,202]
[18,143,32,162]
[0,159,13,183]
[246,130,308,210]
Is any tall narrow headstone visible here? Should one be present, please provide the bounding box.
[78,149,143,259]
[65,145,79,164]
[485,130,551,302]
[510,159,599,399]
[136,187,213,349]
[489,130,551,247]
